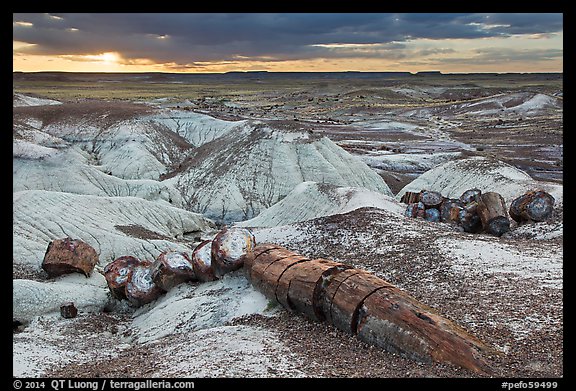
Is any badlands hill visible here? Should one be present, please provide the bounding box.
[12,91,562,379]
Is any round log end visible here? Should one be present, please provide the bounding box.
[104,255,141,300]
[152,251,196,291]
[211,227,256,277]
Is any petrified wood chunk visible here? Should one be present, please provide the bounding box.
[459,201,483,233]
[477,192,510,236]
[42,237,99,278]
[151,251,196,291]
[440,198,464,224]
[459,188,482,205]
[104,255,141,299]
[211,227,256,277]
[125,260,165,307]
[60,302,78,319]
[191,240,218,282]
[420,190,443,209]
[400,191,422,205]
[509,190,555,223]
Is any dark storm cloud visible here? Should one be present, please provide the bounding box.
[13,13,563,65]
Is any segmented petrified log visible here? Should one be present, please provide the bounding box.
[405,201,426,218]
[356,287,490,373]
[246,243,493,375]
[191,240,218,282]
[211,227,256,277]
[400,191,422,205]
[460,188,482,205]
[459,201,483,233]
[248,247,307,300]
[151,251,196,291]
[322,269,392,333]
[42,237,99,278]
[60,302,78,319]
[125,260,165,307]
[509,190,555,223]
[104,256,141,299]
[477,192,510,236]
[276,258,350,322]
[440,198,464,224]
[420,190,443,209]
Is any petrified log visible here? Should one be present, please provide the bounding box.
[400,191,422,205]
[243,243,285,276]
[477,192,510,236]
[248,247,306,297]
[323,269,392,333]
[42,237,99,278]
[509,190,555,223]
[125,260,165,307]
[246,243,493,374]
[420,190,443,209]
[459,188,482,205]
[211,227,256,277]
[459,201,483,233]
[103,255,142,299]
[440,198,464,224]
[276,258,350,321]
[151,251,196,291]
[356,287,491,374]
[191,240,218,282]
[60,302,78,319]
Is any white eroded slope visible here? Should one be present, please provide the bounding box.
[237,181,404,228]
[166,122,393,224]
[13,145,183,206]
[13,93,62,107]
[13,190,215,270]
[396,156,563,206]
[13,273,110,324]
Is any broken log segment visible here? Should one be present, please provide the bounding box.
[440,198,464,224]
[42,237,99,278]
[246,243,493,375]
[459,188,482,205]
[459,201,483,233]
[191,240,218,282]
[125,260,166,307]
[420,190,443,209]
[356,287,491,375]
[509,190,555,223]
[477,192,510,236]
[400,191,422,205]
[60,302,78,319]
[278,258,350,322]
[211,227,256,277]
[152,251,196,291]
[324,269,393,334]
[103,255,141,299]
[242,243,284,274]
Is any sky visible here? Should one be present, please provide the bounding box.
[13,13,563,73]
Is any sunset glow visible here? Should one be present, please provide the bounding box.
[13,13,563,74]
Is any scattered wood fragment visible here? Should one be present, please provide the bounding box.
[42,237,99,278]
[509,190,555,223]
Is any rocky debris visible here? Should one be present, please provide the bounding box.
[41,237,99,278]
[191,240,218,282]
[245,243,493,374]
[509,190,555,223]
[211,227,256,277]
[151,251,196,291]
[60,302,78,319]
